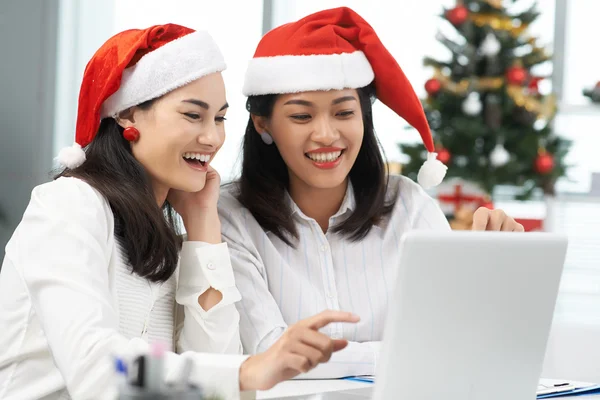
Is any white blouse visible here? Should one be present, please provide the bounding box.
[0,177,249,400]
[218,175,450,380]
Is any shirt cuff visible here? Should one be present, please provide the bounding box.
[179,241,237,291]
[178,241,242,315]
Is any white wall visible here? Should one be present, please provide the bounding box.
[0,0,60,252]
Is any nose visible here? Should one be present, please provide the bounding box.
[197,120,223,148]
[310,115,340,145]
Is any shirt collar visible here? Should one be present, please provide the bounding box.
[285,181,356,221]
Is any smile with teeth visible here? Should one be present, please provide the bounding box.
[183,152,211,167]
[305,150,343,163]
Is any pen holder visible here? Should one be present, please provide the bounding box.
[118,384,204,399]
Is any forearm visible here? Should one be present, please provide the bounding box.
[185,209,222,245]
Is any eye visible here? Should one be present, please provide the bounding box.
[184,113,200,120]
[337,110,355,117]
[215,116,227,123]
[290,114,311,121]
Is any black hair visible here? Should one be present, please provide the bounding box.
[55,99,181,282]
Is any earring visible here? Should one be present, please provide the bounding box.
[123,127,140,142]
[260,131,273,145]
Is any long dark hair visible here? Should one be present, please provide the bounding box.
[236,84,394,246]
[55,100,182,283]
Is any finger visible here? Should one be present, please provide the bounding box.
[500,216,517,231]
[302,310,360,330]
[487,209,506,231]
[332,339,349,352]
[294,329,332,355]
[471,208,490,231]
[513,223,525,232]
[206,166,220,180]
[283,353,312,374]
[290,341,326,367]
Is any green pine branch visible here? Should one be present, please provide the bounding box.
[423,57,451,70]
[404,0,570,201]
[511,4,540,24]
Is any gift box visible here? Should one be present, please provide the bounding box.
[435,179,491,217]
[434,178,546,231]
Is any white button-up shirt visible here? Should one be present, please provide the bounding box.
[218,175,450,379]
[0,177,249,400]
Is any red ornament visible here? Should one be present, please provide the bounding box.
[534,151,554,174]
[437,148,451,164]
[506,65,528,86]
[123,127,140,142]
[528,77,542,94]
[446,5,469,25]
[425,78,442,95]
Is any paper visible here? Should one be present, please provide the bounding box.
[342,377,600,398]
[537,379,600,399]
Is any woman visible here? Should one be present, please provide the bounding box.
[218,7,524,380]
[0,24,358,400]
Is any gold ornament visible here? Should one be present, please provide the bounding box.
[469,13,529,37]
[506,85,557,120]
[386,162,403,175]
[431,67,504,95]
[485,0,503,9]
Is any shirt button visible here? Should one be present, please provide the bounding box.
[207,262,215,270]
[321,244,328,252]
[327,292,334,299]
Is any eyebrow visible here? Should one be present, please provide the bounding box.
[332,96,357,105]
[182,99,229,111]
[283,99,313,107]
[283,96,358,107]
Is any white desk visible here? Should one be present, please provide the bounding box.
[256,379,600,399]
[257,380,372,399]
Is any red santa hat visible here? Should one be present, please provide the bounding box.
[57,23,226,169]
[243,7,446,188]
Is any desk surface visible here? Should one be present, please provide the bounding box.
[256,379,600,399]
[257,379,372,399]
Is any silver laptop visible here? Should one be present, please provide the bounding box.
[267,231,568,399]
[372,231,568,400]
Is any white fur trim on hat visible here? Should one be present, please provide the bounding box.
[417,152,447,189]
[57,142,86,169]
[101,30,226,118]
[242,51,374,96]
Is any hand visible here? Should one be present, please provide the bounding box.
[238,311,360,391]
[168,166,221,216]
[471,207,524,232]
[167,166,222,243]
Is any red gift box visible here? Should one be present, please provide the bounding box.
[436,179,490,216]
[514,218,544,232]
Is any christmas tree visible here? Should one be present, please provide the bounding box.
[400,0,570,199]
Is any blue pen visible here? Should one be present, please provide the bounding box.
[114,358,128,390]
[343,376,375,384]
